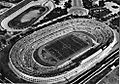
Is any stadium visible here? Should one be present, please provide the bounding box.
[0,0,119,83]
[8,18,117,83]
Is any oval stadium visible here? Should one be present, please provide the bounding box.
[0,0,119,84]
[8,18,117,83]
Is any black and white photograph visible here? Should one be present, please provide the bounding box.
[0,0,119,84]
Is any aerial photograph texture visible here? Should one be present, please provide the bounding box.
[0,0,119,84]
